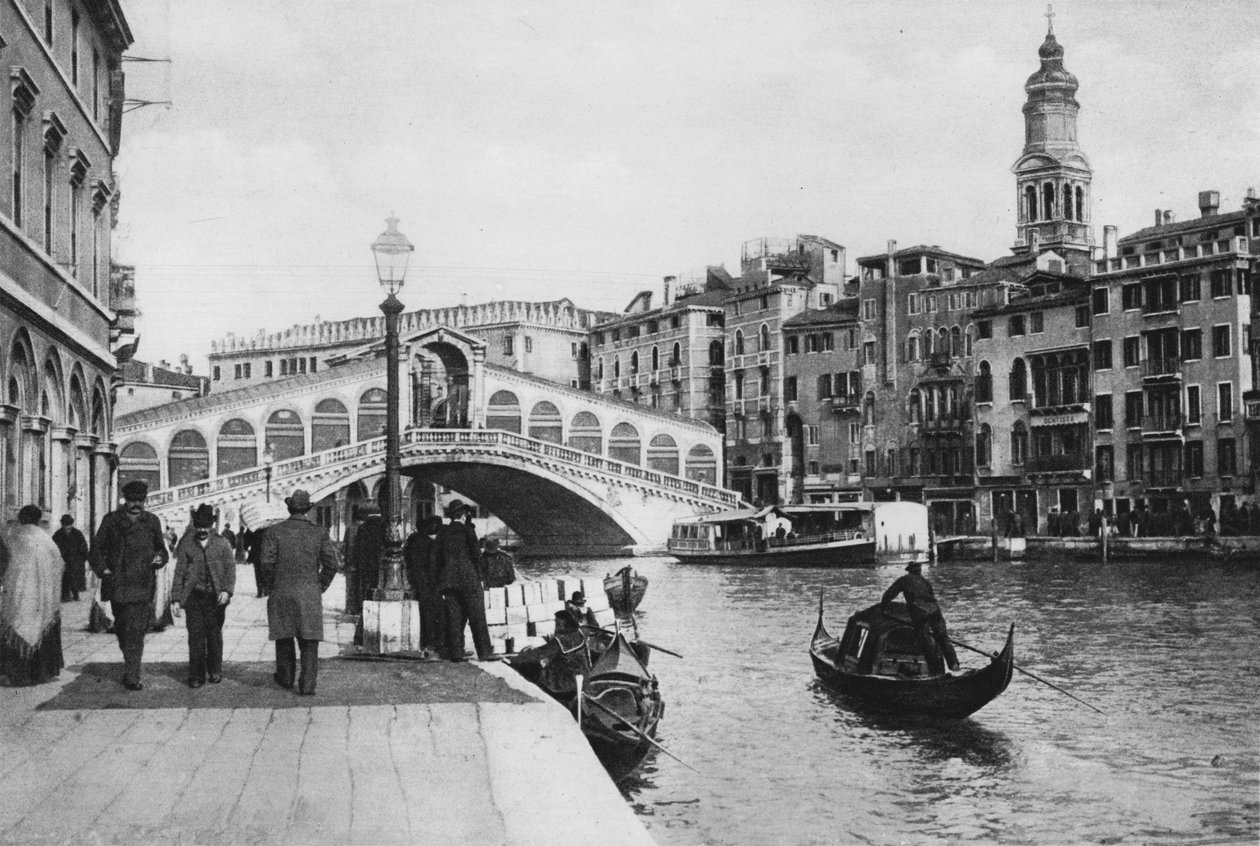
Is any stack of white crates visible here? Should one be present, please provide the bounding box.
[479,577,617,654]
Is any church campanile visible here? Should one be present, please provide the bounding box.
[1012,6,1093,272]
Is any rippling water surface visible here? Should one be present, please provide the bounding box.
[524,555,1260,845]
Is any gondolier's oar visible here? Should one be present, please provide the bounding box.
[950,638,1106,715]
[578,624,683,659]
[582,694,701,774]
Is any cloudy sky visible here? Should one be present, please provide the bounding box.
[112,0,1259,368]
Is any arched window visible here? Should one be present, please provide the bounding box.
[613,356,621,378]
[863,392,876,425]
[608,422,641,466]
[486,390,522,433]
[759,324,770,353]
[216,418,256,476]
[169,429,210,487]
[568,411,602,455]
[118,442,160,495]
[1064,183,1074,221]
[976,361,993,403]
[1075,185,1085,222]
[312,398,351,452]
[965,326,974,357]
[596,358,604,380]
[977,424,992,467]
[708,340,722,366]
[646,434,679,475]
[1025,185,1038,222]
[265,410,305,460]
[923,330,934,355]
[951,326,962,356]
[630,351,639,374]
[651,346,660,371]
[938,327,949,356]
[357,388,387,440]
[1009,358,1027,401]
[734,330,745,356]
[907,333,919,362]
[909,388,923,424]
[1042,183,1055,221]
[527,401,562,444]
[685,444,717,485]
[673,342,683,367]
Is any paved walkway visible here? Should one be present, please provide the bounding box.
[0,568,655,846]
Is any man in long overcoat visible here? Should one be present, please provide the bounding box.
[261,489,339,695]
[432,499,494,661]
[89,480,169,690]
[53,514,88,601]
[404,514,446,654]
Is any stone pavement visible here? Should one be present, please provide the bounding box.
[0,567,656,846]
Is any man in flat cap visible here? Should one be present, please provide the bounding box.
[261,489,339,695]
[433,498,494,661]
[90,480,169,690]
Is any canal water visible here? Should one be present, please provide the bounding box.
[523,554,1260,845]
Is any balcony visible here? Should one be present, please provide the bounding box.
[1144,469,1182,488]
[1141,358,1182,380]
[1141,414,1183,436]
[1026,453,1087,473]
[1246,398,1260,421]
[757,351,771,367]
[830,394,861,414]
[927,351,954,372]
[924,415,968,431]
[649,370,660,386]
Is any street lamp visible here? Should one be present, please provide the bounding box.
[371,215,413,602]
[263,443,275,502]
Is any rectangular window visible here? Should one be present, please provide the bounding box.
[1185,441,1204,478]
[1212,325,1231,358]
[1096,445,1114,482]
[265,361,273,377]
[784,376,798,402]
[1008,315,1025,336]
[1074,305,1090,328]
[822,333,834,352]
[243,363,251,379]
[1092,288,1109,315]
[734,373,744,400]
[212,366,221,381]
[927,295,938,313]
[504,336,514,356]
[1187,385,1201,424]
[908,293,920,315]
[1127,443,1144,481]
[12,110,24,229]
[234,364,242,379]
[1095,394,1113,429]
[1125,391,1144,427]
[1031,311,1045,333]
[1180,329,1201,361]
[807,460,820,476]
[1210,269,1230,298]
[1123,336,1140,367]
[1218,383,1233,420]
[298,358,307,374]
[280,359,288,376]
[1179,273,1201,302]
[44,3,53,43]
[71,12,79,84]
[1093,340,1113,370]
[786,336,799,355]
[92,50,99,121]
[1122,283,1141,310]
[848,422,861,442]
[1218,438,1237,476]
[816,375,831,399]
[309,357,317,372]
[846,328,857,350]
[524,336,533,353]
[977,320,992,339]
[805,335,819,354]
[807,425,819,446]
[862,298,877,320]
[862,341,876,365]
[42,148,53,254]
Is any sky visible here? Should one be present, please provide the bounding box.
[112,0,1260,369]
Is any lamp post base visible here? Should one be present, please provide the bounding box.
[362,594,422,653]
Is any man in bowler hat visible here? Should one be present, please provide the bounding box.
[89,480,169,690]
[432,499,495,661]
[261,489,339,695]
[881,560,960,676]
[171,504,236,688]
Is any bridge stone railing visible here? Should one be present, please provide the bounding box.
[148,427,741,513]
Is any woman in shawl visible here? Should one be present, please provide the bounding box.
[0,505,64,685]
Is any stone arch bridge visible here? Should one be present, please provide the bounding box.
[114,327,738,555]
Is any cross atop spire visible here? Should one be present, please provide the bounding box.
[1046,3,1055,34]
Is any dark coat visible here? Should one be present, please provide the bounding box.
[881,572,942,624]
[261,515,339,641]
[89,509,168,604]
[403,531,436,596]
[53,526,89,593]
[171,534,237,606]
[433,521,484,593]
[351,516,385,600]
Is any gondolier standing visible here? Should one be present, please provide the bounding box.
[880,561,960,675]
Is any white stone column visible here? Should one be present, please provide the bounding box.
[74,434,97,529]
[49,426,76,521]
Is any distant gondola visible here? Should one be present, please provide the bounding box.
[810,595,1014,719]
[604,566,648,615]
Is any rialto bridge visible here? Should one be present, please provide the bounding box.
[113,327,739,556]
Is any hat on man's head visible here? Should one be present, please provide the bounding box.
[422,514,445,534]
[121,480,149,500]
[192,504,216,528]
[484,538,500,551]
[17,505,43,525]
[60,514,74,526]
[444,499,469,518]
[569,591,586,605]
[285,489,313,512]
[906,560,923,572]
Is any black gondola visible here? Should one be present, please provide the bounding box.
[510,626,664,782]
[810,594,1014,719]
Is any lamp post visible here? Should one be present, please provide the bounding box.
[263,443,275,503]
[370,215,413,602]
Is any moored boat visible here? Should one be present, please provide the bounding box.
[810,595,1014,719]
[669,502,929,567]
[604,565,648,615]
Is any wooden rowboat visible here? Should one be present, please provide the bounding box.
[810,594,1014,719]
[603,566,648,615]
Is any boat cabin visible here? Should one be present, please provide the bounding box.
[669,504,871,553]
[837,602,931,678]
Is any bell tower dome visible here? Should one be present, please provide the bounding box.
[1011,5,1093,272]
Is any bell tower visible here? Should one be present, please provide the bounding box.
[1012,5,1093,272]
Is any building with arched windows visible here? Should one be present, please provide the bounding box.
[0,1,133,525]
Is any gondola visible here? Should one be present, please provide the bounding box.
[603,566,648,615]
[810,594,1014,719]
[509,625,664,782]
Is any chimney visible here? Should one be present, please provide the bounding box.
[1163,210,1175,225]
[885,240,897,278]
[1104,225,1118,260]
[1199,190,1220,218]
[662,275,676,307]
[179,353,190,374]
[159,359,170,370]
